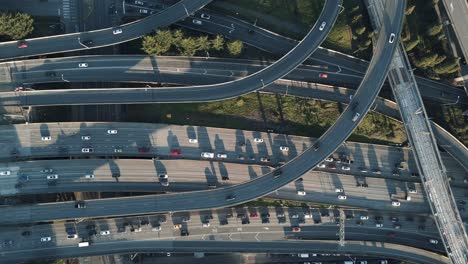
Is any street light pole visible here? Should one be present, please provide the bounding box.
[77,37,89,48]
[61,74,69,82]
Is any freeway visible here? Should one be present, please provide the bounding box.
[0,0,407,224]
[2,0,342,106]
[0,208,447,263]
[0,0,212,59]
[440,0,468,62]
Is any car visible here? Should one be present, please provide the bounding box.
[112,173,120,178]
[130,227,142,233]
[319,73,328,78]
[328,165,337,170]
[158,216,167,224]
[46,71,57,77]
[82,39,93,46]
[360,216,369,220]
[225,194,236,201]
[359,167,368,172]
[408,187,417,194]
[313,143,320,151]
[107,129,118,134]
[46,174,58,180]
[17,40,28,48]
[335,188,344,193]
[392,170,400,176]
[200,152,214,158]
[357,183,369,188]
[371,169,381,174]
[411,172,419,178]
[291,213,299,219]
[0,170,11,176]
[391,201,401,207]
[81,135,91,140]
[319,21,326,31]
[217,153,227,159]
[40,237,51,242]
[338,195,347,200]
[139,9,149,14]
[81,148,93,153]
[160,178,169,187]
[393,223,401,229]
[192,19,203,25]
[134,0,144,5]
[21,231,31,237]
[280,146,289,152]
[317,163,326,168]
[84,174,95,179]
[170,149,182,156]
[324,157,334,162]
[292,227,301,232]
[273,169,282,178]
[297,191,306,196]
[341,165,350,171]
[260,157,271,162]
[261,217,270,224]
[159,174,168,179]
[390,217,399,222]
[182,217,191,223]
[429,239,438,244]
[188,138,198,143]
[352,112,360,122]
[112,28,123,35]
[254,137,263,143]
[376,223,383,228]
[221,176,230,181]
[181,230,189,236]
[75,201,86,208]
[138,147,150,153]
[100,230,110,236]
[237,154,245,160]
[78,63,88,68]
[388,33,396,43]
[241,218,250,225]
[114,147,123,153]
[41,168,53,173]
[152,226,162,232]
[41,136,51,141]
[67,234,78,239]
[387,232,396,238]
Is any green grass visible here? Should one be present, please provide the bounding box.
[127,93,406,144]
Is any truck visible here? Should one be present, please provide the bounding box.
[391,193,411,201]
[299,253,309,258]
[200,152,214,158]
[78,242,89,247]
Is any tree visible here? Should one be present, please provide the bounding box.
[196,36,211,53]
[404,37,420,52]
[434,57,460,74]
[141,30,173,55]
[172,29,184,48]
[0,12,34,40]
[178,37,199,56]
[427,23,442,36]
[355,26,366,35]
[211,35,224,51]
[405,5,416,15]
[227,40,243,56]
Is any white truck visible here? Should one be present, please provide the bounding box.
[78,242,89,247]
[201,152,215,158]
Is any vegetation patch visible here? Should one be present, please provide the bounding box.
[0,12,34,40]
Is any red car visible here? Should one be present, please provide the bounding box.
[319,73,328,78]
[170,149,181,156]
[292,227,301,232]
[138,147,150,153]
[17,40,28,49]
[249,213,258,218]
[328,164,337,170]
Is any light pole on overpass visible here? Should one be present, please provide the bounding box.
[77,37,89,49]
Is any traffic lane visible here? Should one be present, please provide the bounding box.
[0,0,212,59]
[14,0,342,105]
[0,240,449,264]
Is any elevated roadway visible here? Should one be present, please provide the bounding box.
[0,0,212,59]
[0,0,407,224]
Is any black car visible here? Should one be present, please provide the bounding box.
[313,219,321,224]
[278,218,286,224]
[374,216,383,221]
[241,219,250,225]
[66,227,76,234]
[82,39,93,46]
[273,169,282,178]
[261,218,270,224]
[112,173,120,178]
[75,201,86,208]
[45,71,57,77]
[88,230,97,236]
[181,230,189,236]
[220,219,228,225]
[21,231,31,237]
[86,224,95,230]
[261,213,270,218]
[221,176,229,181]
[295,178,303,182]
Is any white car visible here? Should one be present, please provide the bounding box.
[67,234,78,239]
[78,63,88,68]
[319,21,326,31]
[41,136,51,141]
[81,135,91,140]
[429,239,438,244]
[408,188,417,194]
[279,146,289,152]
[376,223,383,228]
[202,223,210,227]
[324,157,334,162]
[84,174,95,179]
[341,165,350,171]
[360,216,369,220]
[112,28,123,35]
[254,138,263,143]
[188,138,198,143]
[388,33,396,43]
[297,191,306,196]
[0,170,11,176]
[391,201,401,207]
[139,9,148,14]
[352,112,360,122]
[46,174,58,180]
[304,213,313,219]
[134,0,144,5]
[201,152,215,158]
[107,129,118,134]
[200,13,210,19]
[159,174,168,179]
[217,153,227,159]
[40,237,51,242]
[192,19,202,25]
[335,188,344,193]
[100,230,110,236]
[152,226,161,232]
[317,163,326,168]
[81,148,93,153]
[338,195,347,200]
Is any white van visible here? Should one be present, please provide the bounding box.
[201,152,214,158]
[78,242,89,247]
[0,170,11,176]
